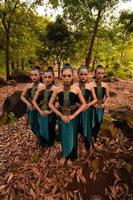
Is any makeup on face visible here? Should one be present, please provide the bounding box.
[96,69,105,80]
[78,68,88,82]
[43,72,54,85]
[31,70,40,82]
[62,69,73,85]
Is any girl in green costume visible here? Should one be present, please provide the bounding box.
[77,65,97,150]
[32,67,57,147]
[21,66,43,135]
[91,65,110,145]
[49,64,86,161]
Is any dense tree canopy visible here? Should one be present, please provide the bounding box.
[0,0,132,79]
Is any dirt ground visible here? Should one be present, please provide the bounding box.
[0,79,133,200]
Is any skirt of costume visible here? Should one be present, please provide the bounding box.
[59,116,78,160]
[92,107,104,141]
[38,113,56,147]
[80,107,94,148]
[28,109,39,135]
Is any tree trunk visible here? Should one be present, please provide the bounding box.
[16,59,19,69]
[5,30,10,81]
[21,58,24,70]
[11,61,15,70]
[92,37,99,71]
[92,55,97,71]
[57,60,61,79]
[86,8,102,68]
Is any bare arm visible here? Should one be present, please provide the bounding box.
[32,87,43,114]
[69,87,86,120]
[49,88,70,123]
[87,86,97,108]
[21,84,33,110]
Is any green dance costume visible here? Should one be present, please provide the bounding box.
[79,83,94,149]
[37,86,56,147]
[58,88,78,160]
[92,82,106,142]
[27,82,40,134]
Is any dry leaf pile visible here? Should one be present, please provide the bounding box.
[0,80,133,200]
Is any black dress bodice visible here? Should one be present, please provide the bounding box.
[37,89,53,110]
[38,89,53,103]
[84,89,92,102]
[58,91,78,106]
[94,87,106,99]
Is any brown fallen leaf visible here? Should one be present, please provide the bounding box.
[0,185,6,192]
[7,173,13,184]
[30,188,36,199]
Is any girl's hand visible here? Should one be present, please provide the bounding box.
[40,110,51,116]
[39,110,44,116]
[27,103,33,110]
[84,104,90,111]
[68,114,75,121]
[61,115,70,123]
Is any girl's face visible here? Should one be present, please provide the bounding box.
[31,70,40,82]
[95,68,105,81]
[43,72,54,86]
[78,68,88,83]
[62,68,73,85]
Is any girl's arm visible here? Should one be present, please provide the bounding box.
[32,87,44,115]
[49,88,70,123]
[21,84,33,110]
[86,86,97,109]
[69,87,86,120]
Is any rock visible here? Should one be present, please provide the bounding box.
[109,91,117,97]
[3,90,27,118]
[7,79,17,86]
[0,77,7,86]
[100,117,117,138]
[111,77,119,82]
[10,69,31,83]
[109,106,133,138]
[103,75,112,82]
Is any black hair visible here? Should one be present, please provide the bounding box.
[78,65,88,74]
[31,66,42,82]
[44,66,54,76]
[32,65,41,71]
[61,63,73,75]
[95,65,104,74]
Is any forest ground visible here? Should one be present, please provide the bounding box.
[0,78,133,200]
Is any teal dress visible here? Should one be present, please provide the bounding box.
[92,85,106,142]
[37,89,56,147]
[27,83,40,135]
[79,88,94,149]
[58,91,78,160]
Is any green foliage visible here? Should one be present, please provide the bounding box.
[36,16,76,62]
[31,154,40,163]
[8,112,16,127]
[119,11,133,33]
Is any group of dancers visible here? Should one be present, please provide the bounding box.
[21,64,109,161]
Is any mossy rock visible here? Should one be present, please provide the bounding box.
[0,77,7,86]
[10,69,31,83]
[100,117,117,138]
[109,91,117,97]
[7,79,17,86]
[109,106,133,138]
[103,75,112,82]
[3,90,27,118]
